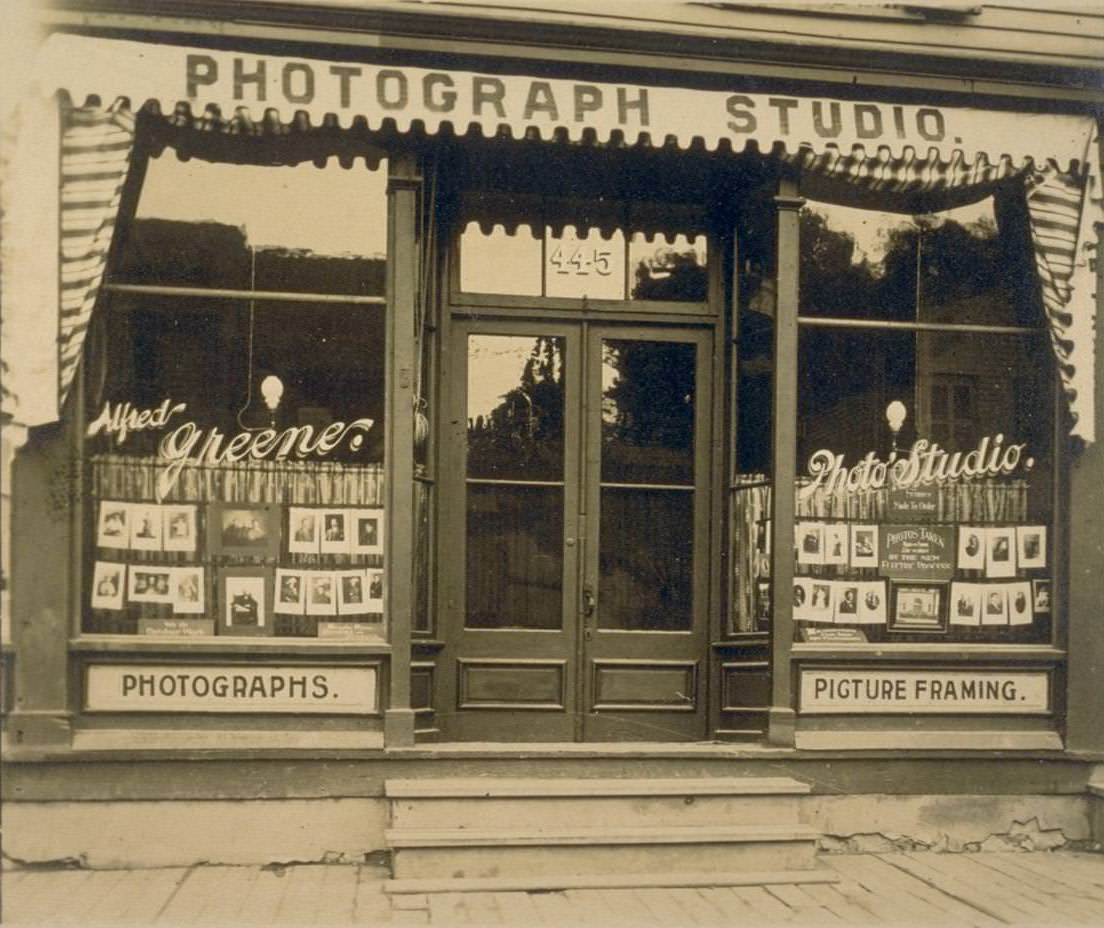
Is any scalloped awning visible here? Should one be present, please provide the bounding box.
[33,34,1097,171]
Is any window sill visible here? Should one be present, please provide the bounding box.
[70,635,391,657]
[791,643,1065,663]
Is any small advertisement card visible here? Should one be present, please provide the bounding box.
[879,524,955,581]
[886,486,939,522]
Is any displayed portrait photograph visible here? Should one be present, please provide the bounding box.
[90,561,126,611]
[1008,580,1033,626]
[834,583,859,622]
[796,522,824,565]
[1016,525,1047,570]
[957,526,986,571]
[96,501,131,550]
[890,582,947,633]
[949,582,982,627]
[850,525,878,569]
[982,585,1009,626]
[306,571,338,616]
[808,580,834,623]
[162,505,198,553]
[218,506,276,553]
[791,577,813,622]
[856,581,887,625]
[222,573,268,631]
[274,569,306,615]
[171,566,206,615]
[129,504,163,552]
[985,526,1017,579]
[1032,579,1052,615]
[822,523,849,566]
[366,569,385,611]
[351,508,385,557]
[128,566,173,604]
[288,507,320,555]
[338,570,367,615]
[320,510,350,555]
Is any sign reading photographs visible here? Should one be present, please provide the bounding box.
[800,669,1049,714]
[85,663,378,714]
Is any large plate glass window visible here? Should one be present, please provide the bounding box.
[83,154,389,641]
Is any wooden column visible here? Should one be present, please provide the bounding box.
[767,177,804,747]
[1065,153,1104,753]
[384,152,421,747]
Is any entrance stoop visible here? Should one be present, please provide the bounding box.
[383,776,836,894]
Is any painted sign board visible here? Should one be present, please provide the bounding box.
[800,668,1049,714]
[886,487,939,522]
[85,663,378,714]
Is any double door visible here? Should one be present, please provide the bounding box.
[438,319,713,741]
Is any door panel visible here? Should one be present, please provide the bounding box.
[438,321,711,741]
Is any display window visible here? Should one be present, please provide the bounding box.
[82,152,390,641]
[787,195,1057,646]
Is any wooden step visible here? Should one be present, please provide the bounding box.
[385,776,812,798]
[388,824,820,880]
[385,867,841,895]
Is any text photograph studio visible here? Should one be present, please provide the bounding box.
[3,0,1104,867]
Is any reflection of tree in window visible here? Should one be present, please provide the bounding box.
[630,248,707,301]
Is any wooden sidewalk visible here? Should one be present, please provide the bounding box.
[3,851,1103,926]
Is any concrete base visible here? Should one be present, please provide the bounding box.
[1,799,388,869]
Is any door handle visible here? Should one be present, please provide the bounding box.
[581,585,596,619]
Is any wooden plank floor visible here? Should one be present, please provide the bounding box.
[2,852,1103,926]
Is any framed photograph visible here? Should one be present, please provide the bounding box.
[949,582,982,627]
[220,570,270,634]
[850,525,878,569]
[856,580,887,625]
[96,501,131,550]
[162,505,198,553]
[350,508,385,557]
[981,585,1008,626]
[796,522,824,566]
[129,504,163,552]
[889,582,947,633]
[822,523,849,566]
[1008,580,1033,626]
[306,571,338,616]
[808,579,834,623]
[834,582,860,623]
[274,568,306,615]
[957,526,986,571]
[128,566,173,605]
[320,510,350,555]
[287,507,320,555]
[90,561,126,610]
[172,566,206,615]
[1016,525,1047,570]
[985,526,1016,579]
[365,568,385,612]
[1032,578,1052,616]
[338,570,368,615]
[210,505,279,558]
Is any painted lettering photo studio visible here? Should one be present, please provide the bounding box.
[2,0,1104,907]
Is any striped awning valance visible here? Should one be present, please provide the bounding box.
[4,32,1100,441]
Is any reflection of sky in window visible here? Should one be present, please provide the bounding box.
[467,335,551,421]
[808,198,994,266]
[135,158,388,256]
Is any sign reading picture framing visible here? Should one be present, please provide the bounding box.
[800,668,1050,714]
[85,663,379,713]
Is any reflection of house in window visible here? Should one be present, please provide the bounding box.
[924,374,978,449]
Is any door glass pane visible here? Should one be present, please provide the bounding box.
[601,339,695,485]
[598,487,693,631]
[466,485,563,629]
[467,335,566,481]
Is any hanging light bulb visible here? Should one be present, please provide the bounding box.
[885,400,907,455]
[260,375,284,428]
